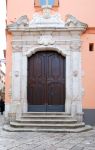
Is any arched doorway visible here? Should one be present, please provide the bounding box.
[27,51,66,112]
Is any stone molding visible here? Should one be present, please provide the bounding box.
[25,46,68,57]
[8,13,87,31]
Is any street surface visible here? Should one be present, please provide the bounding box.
[0,115,95,150]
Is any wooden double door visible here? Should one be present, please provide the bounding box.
[27,51,66,112]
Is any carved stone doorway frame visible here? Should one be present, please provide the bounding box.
[6,14,87,122]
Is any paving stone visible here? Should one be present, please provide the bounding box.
[0,115,95,150]
[71,146,84,150]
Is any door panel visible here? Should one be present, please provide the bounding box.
[27,51,66,112]
[27,53,46,106]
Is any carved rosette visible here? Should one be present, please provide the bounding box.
[73,70,78,77]
[38,35,55,46]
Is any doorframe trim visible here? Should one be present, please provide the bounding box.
[22,46,72,114]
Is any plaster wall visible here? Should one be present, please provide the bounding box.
[7,0,95,26]
[6,0,95,115]
[82,33,95,109]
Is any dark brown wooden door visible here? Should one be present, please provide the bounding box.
[27,51,66,112]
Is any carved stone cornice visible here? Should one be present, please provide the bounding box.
[7,13,87,33]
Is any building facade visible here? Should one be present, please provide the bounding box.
[0,64,5,99]
[5,0,95,125]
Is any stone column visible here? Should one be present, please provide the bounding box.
[71,43,83,121]
[11,48,22,120]
[21,54,28,113]
[65,54,72,114]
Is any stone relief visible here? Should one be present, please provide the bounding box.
[38,35,55,46]
[14,71,19,77]
[7,13,87,31]
[29,13,65,28]
[8,15,29,29]
[65,14,87,29]
[70,42,82,51]
[73,70,78,77]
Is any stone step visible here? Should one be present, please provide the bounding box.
[10,122,85,129]
[23,112,70,116]
[4,112,92,133]
[22,115,72,120]
[3,125,92,133]
[16,119,77,124]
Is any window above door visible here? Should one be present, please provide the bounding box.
[40,0,54,6]
[34,0,59,7]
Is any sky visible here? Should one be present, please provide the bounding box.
[0,0,6,72]
[0,0,6,59]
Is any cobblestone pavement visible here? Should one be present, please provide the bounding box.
[0,115,95,150]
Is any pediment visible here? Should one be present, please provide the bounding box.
[65,15,87,29]
[8,13,87,31]
[29,13,65,28]
[8,15,29,29]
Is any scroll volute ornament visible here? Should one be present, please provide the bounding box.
[34,0,59,7]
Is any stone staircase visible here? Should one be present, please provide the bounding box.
[3,112,92,132]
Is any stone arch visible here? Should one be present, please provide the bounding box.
[25,46,67,58]
[27,47,66,112]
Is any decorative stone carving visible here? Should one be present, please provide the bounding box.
[72,96,80,101]
[73,70,78,77]
[42,5,52,19]
[7,13,88,33]
[6,11,88,122]
[14,71,19,77]
[38,35,55,46]
[29,13,65,28]
[65,14,87,29]
[8,15,29,29]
